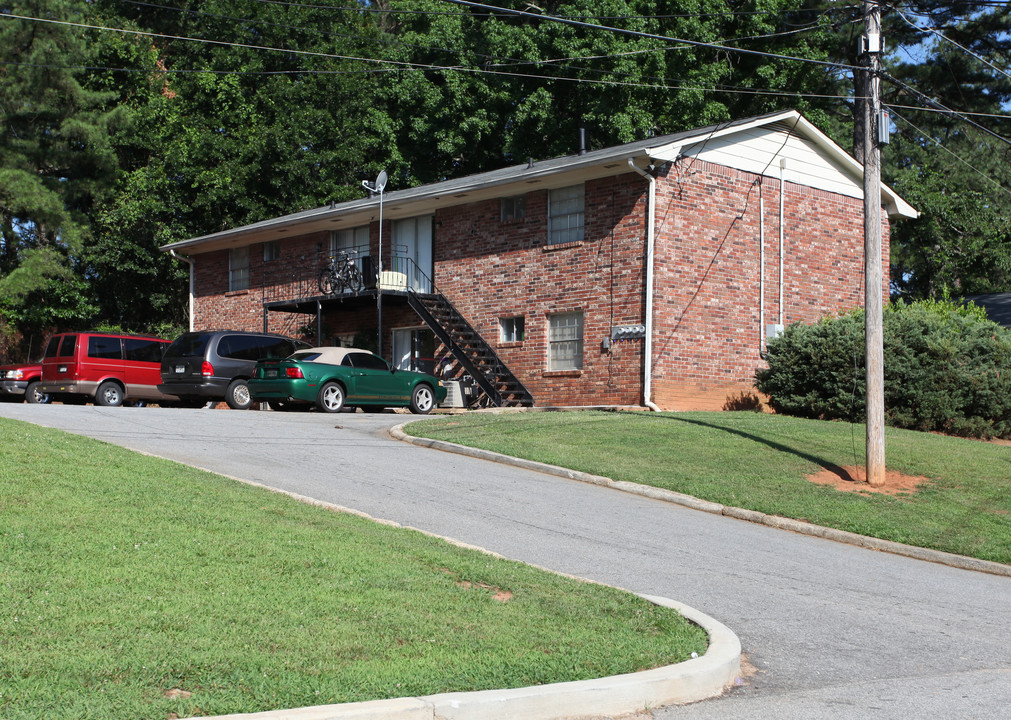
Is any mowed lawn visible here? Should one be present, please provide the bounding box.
[0,417,706,720]
[408,411,1011,566]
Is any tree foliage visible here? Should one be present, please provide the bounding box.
[0,0,1008,358]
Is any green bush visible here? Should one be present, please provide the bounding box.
[755,300,1011,439]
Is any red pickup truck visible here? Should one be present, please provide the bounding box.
[0,362,50,403]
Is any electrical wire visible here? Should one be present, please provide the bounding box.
[0,13,859,100]
[114,0,857,92]
[433,0,867,73]
[887,107,1011,199]
[890,3,1011,84]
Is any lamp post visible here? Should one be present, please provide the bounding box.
[362,170,388,357]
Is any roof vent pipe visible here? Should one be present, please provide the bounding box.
[527,157,534,169]
[578,128,587,155]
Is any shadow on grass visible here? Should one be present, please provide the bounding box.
[607,410,855,478]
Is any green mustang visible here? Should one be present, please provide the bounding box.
[249,346,447,414]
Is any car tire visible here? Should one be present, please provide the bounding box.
[316,382,345,413]
[409,384,435,414]
[95,381,125,407]
[25,381,50,404]
[226,379,253,410]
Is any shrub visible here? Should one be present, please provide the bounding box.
[756,301,1011,439]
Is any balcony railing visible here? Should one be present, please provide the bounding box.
[261,245,432,306]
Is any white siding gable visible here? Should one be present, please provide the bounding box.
[662,123,863,199]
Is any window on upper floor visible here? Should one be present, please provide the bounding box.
[330,226,369,257]
[229,247,249,292]
[548,311,583,370]
[263,240,281,262]
[500,195,526,222]
[547,184,585,245]
[499,316,525,343]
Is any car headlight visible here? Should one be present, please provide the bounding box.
[9,369,24,380]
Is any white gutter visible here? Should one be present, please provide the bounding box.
[169,249,195,332]
[628,159,661,412]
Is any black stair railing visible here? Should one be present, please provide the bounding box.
[402,261,534,408]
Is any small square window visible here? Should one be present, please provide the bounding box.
[263,240,281,262]
[500,196,526,222]
[500,316,525,343]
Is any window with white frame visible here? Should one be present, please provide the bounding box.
[547,184,585,245]
[263,240,280,262]
[548,311,583,370]
[500,195,525,222]
[499,316,525,343]
[229,247,249,291]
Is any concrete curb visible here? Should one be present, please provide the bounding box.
[186,596,740,720]
[390,423,1011,578]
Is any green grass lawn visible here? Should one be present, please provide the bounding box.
[0,418,706,720]
[408,411,1011,565]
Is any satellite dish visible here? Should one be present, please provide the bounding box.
[375,170,388,194]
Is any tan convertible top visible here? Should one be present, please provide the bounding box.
[293,347,371,365]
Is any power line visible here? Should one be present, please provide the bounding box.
[0,13,858,101]
[888,107,1011,199]
[434,0,866,73]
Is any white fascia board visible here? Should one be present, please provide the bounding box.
[645,110,917,220]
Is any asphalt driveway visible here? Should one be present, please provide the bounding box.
[2,403,1008,719]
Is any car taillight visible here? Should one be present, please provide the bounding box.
[201,361,214,377]
[285,367,304,379]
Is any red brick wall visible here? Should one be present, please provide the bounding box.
[650,159,889,410]
[432,174,648,407]
[186,161,888,410]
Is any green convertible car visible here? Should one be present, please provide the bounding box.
[249,346,447,414]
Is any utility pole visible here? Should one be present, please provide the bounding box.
[861,1,886,487]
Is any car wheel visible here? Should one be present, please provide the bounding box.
[409,384,435,414]
[316,382,345,413]
[226,379,253,410]
[95,381,124,407]
[25,381,50,404]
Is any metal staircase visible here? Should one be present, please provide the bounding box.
[408,291,534,408]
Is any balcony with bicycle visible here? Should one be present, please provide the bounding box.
[257,245,533,408]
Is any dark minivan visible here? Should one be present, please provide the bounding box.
[158,330,309,409]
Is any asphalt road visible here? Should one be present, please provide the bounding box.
[2,404,1009,719]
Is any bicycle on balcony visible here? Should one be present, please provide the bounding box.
[318,252,364,295]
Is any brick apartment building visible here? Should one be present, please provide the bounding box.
[161,110,916,410]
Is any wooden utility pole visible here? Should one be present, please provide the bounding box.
[862,1,886,486]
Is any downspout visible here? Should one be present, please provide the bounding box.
[779,159,786,327]
[169,249,195,332]
[628,158,662,412]
[759,184,765,354]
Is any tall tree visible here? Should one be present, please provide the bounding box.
[0,0,118,351]
[879,1,1011,298]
